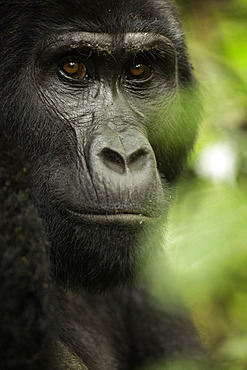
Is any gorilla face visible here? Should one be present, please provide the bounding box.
[0,0,198,292]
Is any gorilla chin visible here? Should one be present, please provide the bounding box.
[48,207,165,293]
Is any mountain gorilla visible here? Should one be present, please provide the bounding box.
[0,0,204,369]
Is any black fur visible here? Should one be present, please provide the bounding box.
[0,1,206,369]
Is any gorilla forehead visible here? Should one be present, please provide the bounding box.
[3,0,180,38]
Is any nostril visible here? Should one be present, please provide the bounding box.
[128,148,148,171]
[128,148,148,164]
[100,148,126,174]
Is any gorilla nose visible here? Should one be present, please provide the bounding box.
[99,147,149,175]
[88,130,158,192]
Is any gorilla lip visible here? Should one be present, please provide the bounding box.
[66,209,157,225]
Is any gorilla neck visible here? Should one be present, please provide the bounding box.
[0,139,57,366]
[0,140,39,244]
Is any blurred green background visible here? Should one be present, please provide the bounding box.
[160,0,247,368]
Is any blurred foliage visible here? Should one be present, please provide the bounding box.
[168,181,247,367]
[148,0,247,368]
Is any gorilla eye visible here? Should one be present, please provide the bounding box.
[126,61,152,81]
[61,60,87,79]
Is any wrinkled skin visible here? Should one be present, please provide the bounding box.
[0,1,206,369]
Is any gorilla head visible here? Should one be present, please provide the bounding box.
[0,0,199,292]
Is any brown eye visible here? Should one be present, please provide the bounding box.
[61,60,87,79]
[126,61,152,81]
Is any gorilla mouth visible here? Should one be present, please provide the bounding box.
[66,209,159,225]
